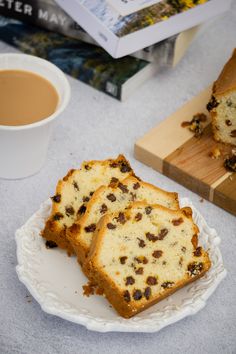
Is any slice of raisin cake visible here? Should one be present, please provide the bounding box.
[84,202,211,318]
[207,48,236,145]
[67,176,179,265]
[42,155,135,255]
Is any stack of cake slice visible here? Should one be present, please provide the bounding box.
[42,155,211,318]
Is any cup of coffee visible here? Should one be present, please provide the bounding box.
[0,53,70,179]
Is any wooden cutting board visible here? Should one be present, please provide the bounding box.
[134,87,236,216]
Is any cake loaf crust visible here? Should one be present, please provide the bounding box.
[84,203,211,318]
[213,49,236,98]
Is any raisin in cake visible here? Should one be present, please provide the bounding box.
[207,48,236,145]
[67,176,179,265]
[84,203,211,318]
[42,155,135,255]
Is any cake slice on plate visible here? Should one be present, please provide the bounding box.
[207,48,236,145]
[42,155,135,255]
[67,176,179,264]
[84,202,211,318]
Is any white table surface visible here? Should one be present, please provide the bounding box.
[0,3,236,353]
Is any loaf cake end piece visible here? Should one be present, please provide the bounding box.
[207,48,236,145]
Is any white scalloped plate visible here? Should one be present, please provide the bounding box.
[15,198,226,333]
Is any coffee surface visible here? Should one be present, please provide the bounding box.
[0,70,59,126]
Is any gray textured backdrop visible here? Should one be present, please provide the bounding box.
[0,3,236,353]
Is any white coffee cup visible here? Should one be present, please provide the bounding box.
[0,53,71,179]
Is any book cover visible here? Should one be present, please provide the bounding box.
[0,0,97,46]
[0,0,197,63]
[106,0,162,16]
[0,16,157,101]
[55,0,231,58]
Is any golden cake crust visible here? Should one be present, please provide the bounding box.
[213,49,236,98]
[42,169,77,255]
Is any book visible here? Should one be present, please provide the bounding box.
[0,0,198,63]
[0,16,159,101]
[54,0,231,58]
[0,0,97,46]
